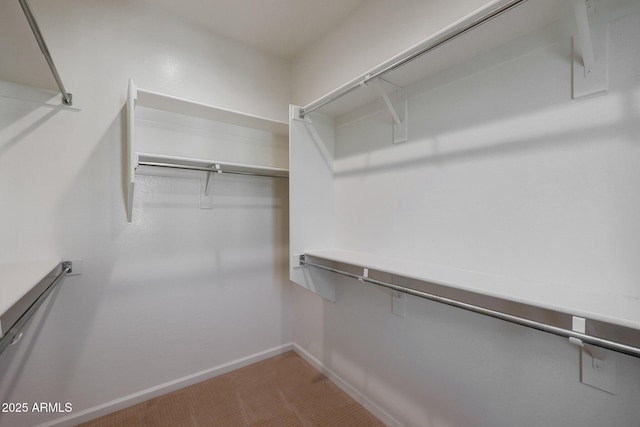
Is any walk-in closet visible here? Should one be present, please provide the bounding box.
[1,0,639,426]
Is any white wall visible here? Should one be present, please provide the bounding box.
[291,0,640,426]
[0,1,291,426]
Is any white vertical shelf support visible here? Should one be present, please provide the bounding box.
[571,0,609,99]
[289,105,336,302]
[126,79,137,223]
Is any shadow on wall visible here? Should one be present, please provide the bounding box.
[0,105,124,421]
[0,106,60,157]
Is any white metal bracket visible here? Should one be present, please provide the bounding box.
[572,0,609,99]
[369,78,408,144]
[203,164,221,196]
[358,268,369,283]
[200,164,221,209]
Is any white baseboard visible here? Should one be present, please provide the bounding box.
[36,343,293,427]
[291,343,404,427]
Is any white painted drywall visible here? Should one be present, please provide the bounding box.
[0,1,291,426]
[291,1,640,426]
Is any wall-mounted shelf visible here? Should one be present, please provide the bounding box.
[299,0,574,119]
[305,248,640,330]
[134,86,288,136]
[137,153,289,179]
[299,249,640,357]
[126,79,289,222]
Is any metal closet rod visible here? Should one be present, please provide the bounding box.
[138,160,289,179]
[299,255,640,359]
[18,0,72,105]
[0,261,72,357]
[299,0,528,118]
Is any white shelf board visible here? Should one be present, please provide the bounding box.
[136,153,289,178]
[304,0,571,118]
[0,259,60,322]
[305,249,640,331]
[136,88,288,136]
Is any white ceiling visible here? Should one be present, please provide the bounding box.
[142,0,365,59]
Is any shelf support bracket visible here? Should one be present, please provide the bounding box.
[572,0,595,76]
[571,0,608,99]
[203,164,221,196]
[571,316,616,394]
[368,78,408,144]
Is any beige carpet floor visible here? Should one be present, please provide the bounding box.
[77,350,386,426]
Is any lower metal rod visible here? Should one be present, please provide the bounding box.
[17,0,72,105]
[300,256,640,358]
[138,161,289,179]
[0,262,71,356]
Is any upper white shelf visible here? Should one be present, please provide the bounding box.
[135,87,288,135]
[0,259,60,336]
[304,248,640,331]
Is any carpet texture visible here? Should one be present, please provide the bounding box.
[77,351,386,426]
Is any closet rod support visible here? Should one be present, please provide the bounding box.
[18,0,73,105]
[368,78,408,143]
[368,78,403,128]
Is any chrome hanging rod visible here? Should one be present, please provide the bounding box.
[0,261,72,357]
[299,255,640,359]
[299,0,528,118]
[18,0,73,105]
[138,160,289,179]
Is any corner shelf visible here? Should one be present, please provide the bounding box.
[126,79,289,222]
